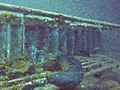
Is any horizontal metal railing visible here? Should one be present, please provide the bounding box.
[0,3,120,29]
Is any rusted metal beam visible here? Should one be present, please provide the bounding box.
[0,3,120,29]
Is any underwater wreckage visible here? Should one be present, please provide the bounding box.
[0,3,120,90]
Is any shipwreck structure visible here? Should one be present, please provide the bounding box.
[0,3,120,62]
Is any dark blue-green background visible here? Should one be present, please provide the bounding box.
[0,0,120,24]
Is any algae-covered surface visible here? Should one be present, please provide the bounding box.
[0,54,120,90]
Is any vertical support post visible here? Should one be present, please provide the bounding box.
[74,29,82,55]
[25,25,35,59]
[83,30,88,50]
[96,30,102,48]
[49,27,59,54]
[21,16,25,54]
[67,29,75,55]
[59,28,67,55]
[0,24,7,62]
[81,30,86,50]
[42,27,49,55]
[10,25,24,60]
[6,24,11,60]
[92,30,97,49]
[87,29,93,52]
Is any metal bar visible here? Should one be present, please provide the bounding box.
[0,3,120,28]
[59,28,67,54]
[6,24,11,60]
[67,30,75,55]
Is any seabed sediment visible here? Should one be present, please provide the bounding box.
[0,54,120,90]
